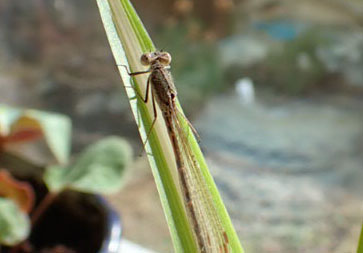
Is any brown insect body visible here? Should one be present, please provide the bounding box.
[127,51,229,253]
[147,52,206,251]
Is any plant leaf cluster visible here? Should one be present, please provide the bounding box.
[0,105,132,246]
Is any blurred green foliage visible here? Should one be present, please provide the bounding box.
[0,198,30,246]
[250,29,328,95]
[0,104,132,247]
[45,136,132,194]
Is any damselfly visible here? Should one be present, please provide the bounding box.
[125,51,229,253]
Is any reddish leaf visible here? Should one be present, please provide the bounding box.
[0,170,35,213]
[3,116,43,144]
[0,105,71,163]
[2,128,43,144]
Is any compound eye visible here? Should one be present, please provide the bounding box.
[140,53,152,65]
[159,52,172,66]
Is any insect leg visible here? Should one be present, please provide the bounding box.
[120,64,151,103]
[118,64,151,76]
[119,65,155,152]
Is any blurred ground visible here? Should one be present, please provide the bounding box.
[196,92,363,252]
[0,0,362,252]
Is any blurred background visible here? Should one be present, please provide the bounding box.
[0,0,362,252]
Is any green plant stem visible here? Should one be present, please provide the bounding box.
[358,222,363,253]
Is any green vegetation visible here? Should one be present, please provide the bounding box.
[251,29,328,95]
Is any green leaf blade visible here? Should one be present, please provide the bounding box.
[358,222,363,253]
[96,1,243,252]
[96,1,196,251]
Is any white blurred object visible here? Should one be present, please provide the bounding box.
[119,239,157,253]
[235,77,255,105]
